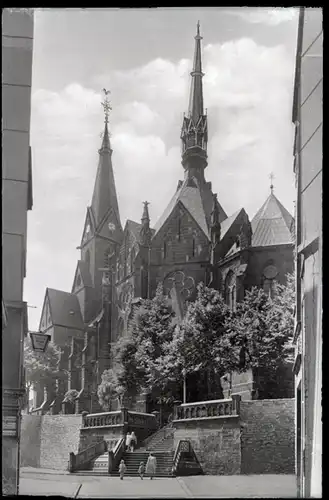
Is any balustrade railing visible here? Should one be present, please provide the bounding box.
[173,396,240,421]
[69,440,107,472]
[83,411,123,428]
[127,411,157,431]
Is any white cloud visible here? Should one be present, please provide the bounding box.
[225,8,298,26]
[26,35,296,328]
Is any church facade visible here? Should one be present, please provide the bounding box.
[36,24,294,415]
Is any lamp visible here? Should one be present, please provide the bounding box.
[29,331,50,352]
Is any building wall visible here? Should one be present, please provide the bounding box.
[293,7,322,498]
[240,399,295,475]
[20,415,42,467]
[174,417,241,475]
[2,7,34,496]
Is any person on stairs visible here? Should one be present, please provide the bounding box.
[125,432,132,452]
[146,452,157,480]
[138,461,145,480]
[130,431,137,452]
[119,459,126,480]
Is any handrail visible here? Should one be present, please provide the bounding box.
[172,439,203,476]
[69,439,107,472]
[108,437,125,474]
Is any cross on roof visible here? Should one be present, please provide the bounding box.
[101,88,112,123]
[269,172,275,193]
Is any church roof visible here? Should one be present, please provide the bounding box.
[126,219,155,244]
[220,209,242,239]
[251,192,294,247]
[153,176,226,240]
[47,288,85,330]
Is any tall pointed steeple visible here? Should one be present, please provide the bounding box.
[181,22,208,179]
[188,20,204,124]
[91,89,121,233]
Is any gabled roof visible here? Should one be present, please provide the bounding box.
[46,288,85,330]
[153,175,226,240]
[251,192,294,247]
[125,219,155,244]
[220,209,242,239]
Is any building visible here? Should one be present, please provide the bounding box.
[2,8,34,495]
[292,7,322,498]
[37,23,294,414]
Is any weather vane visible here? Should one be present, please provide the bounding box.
[269,172,275,193]
[101,88,112,124]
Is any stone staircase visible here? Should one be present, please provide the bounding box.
[112,450,175,477]
[75,426,176,477]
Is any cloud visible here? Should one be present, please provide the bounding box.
[26,35,296,328]
[225,8,298,26]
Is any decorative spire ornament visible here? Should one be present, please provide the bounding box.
[99,88,112,150]
[269,172,275,193]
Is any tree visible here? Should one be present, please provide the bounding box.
[97,368,125,410]
[224,273,295,397]
[164,283,233,401]
[24,336,63,388]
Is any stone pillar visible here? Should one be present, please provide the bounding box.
[231,394,241,415]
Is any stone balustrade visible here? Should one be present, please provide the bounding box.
[127,411,157,430]
[173,396,241,422]
[83,411,123,428]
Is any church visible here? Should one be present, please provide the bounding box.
[36,24,294,415]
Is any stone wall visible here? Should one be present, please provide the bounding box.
[20,414,42,467]
[240,399,295,474]
[174,417,241,475]
[40,415,83,470]
[20,414,83,471]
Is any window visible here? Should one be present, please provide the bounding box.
[262,263,278,298]
[192,237,196,257]
[225,271,236,310]
[178,217,182,241]
[163,241,167,260]
[130,247,136,271]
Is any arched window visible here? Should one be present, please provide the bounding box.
[117,318,124,339]
[225,271,236,310]
[262,263,278,298]
[130,247,136,272]
[163,241,167,260]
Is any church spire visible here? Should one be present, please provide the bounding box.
[181,22,208,178]
[188,20,204,124]
[91,89,121,233]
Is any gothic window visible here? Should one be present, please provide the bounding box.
[262,263,278,298]
[117,318,124,339]
[163,241,167,260]
[130,247,136,272]
[225,271,236,310]
[192,237,196,257]
[177,217,182,242]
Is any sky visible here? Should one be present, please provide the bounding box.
[25,7,299,330]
